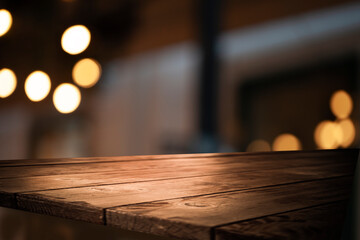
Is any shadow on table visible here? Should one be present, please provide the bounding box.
[0,207,173,240]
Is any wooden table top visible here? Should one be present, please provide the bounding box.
[0,149,358,240]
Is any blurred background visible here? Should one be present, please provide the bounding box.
[1,1,360,239]
[0,0,360,159]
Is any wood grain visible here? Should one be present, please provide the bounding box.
[106,177,353,240]
[215,201,349,240]
[0,149,356,167]
[16,172,353,225]
[17,194,105,224]
[0,152,239,167]
[0,150,357,240]
[0,158,354,193]
[0,149,356,179]
[0,157,249,179]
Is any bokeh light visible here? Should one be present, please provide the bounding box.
[246,139,271,152]
[24,71,51,102]
[330,90,353,119]
[61,25,91,55]
[0,9,12,37]
[272,133,302,151]
[53,83,81,114]
[0,68,16,98]
[314,121,343,149]
[72,58,101,88]
[338,119,355,148]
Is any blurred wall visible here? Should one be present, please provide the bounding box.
[91,43,199,156]
[0,1,360,159]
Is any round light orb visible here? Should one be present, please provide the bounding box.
[24,71,51,102]
[0,68,16,98]
[72,58,101,88]
[61,25,91,55]
[0,9,12,37]
[272,133,302,151]
[314,120,343,149]
[338,119,355,148]
[53,83,81,114]
[246,139,271,152]
[330,90,353,119]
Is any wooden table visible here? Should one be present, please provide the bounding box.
[0,149,358,240]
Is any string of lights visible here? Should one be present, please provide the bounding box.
[0,9,102,114]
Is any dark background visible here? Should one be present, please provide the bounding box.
[1,0,360,159]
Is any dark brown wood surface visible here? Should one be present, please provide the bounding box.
[215,201,349,240]
[0,149,358,240]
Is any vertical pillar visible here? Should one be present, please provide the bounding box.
[197,0,221,152]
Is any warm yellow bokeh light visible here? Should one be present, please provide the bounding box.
[330,90,353,119]
[338,119,355,148]
[272,133,302,151]
[0,9,12,37]
[53,83,81,114]
[246,139,271,152]
[24,71,51,102]
[0,68,16,98]
[61,25,91,55]
[72,58,101,88]
[314,120,343,149]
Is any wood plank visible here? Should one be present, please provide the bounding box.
[0,160,354,193]
[0,149,356,179]
[0,152,240,167]
[215,201,349,240]
[106,177,354,240]
[0,157,250,179]
[15,163,355,223]
[0,150,357,239]
[17,194,105,224]
[0,149,356,167]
